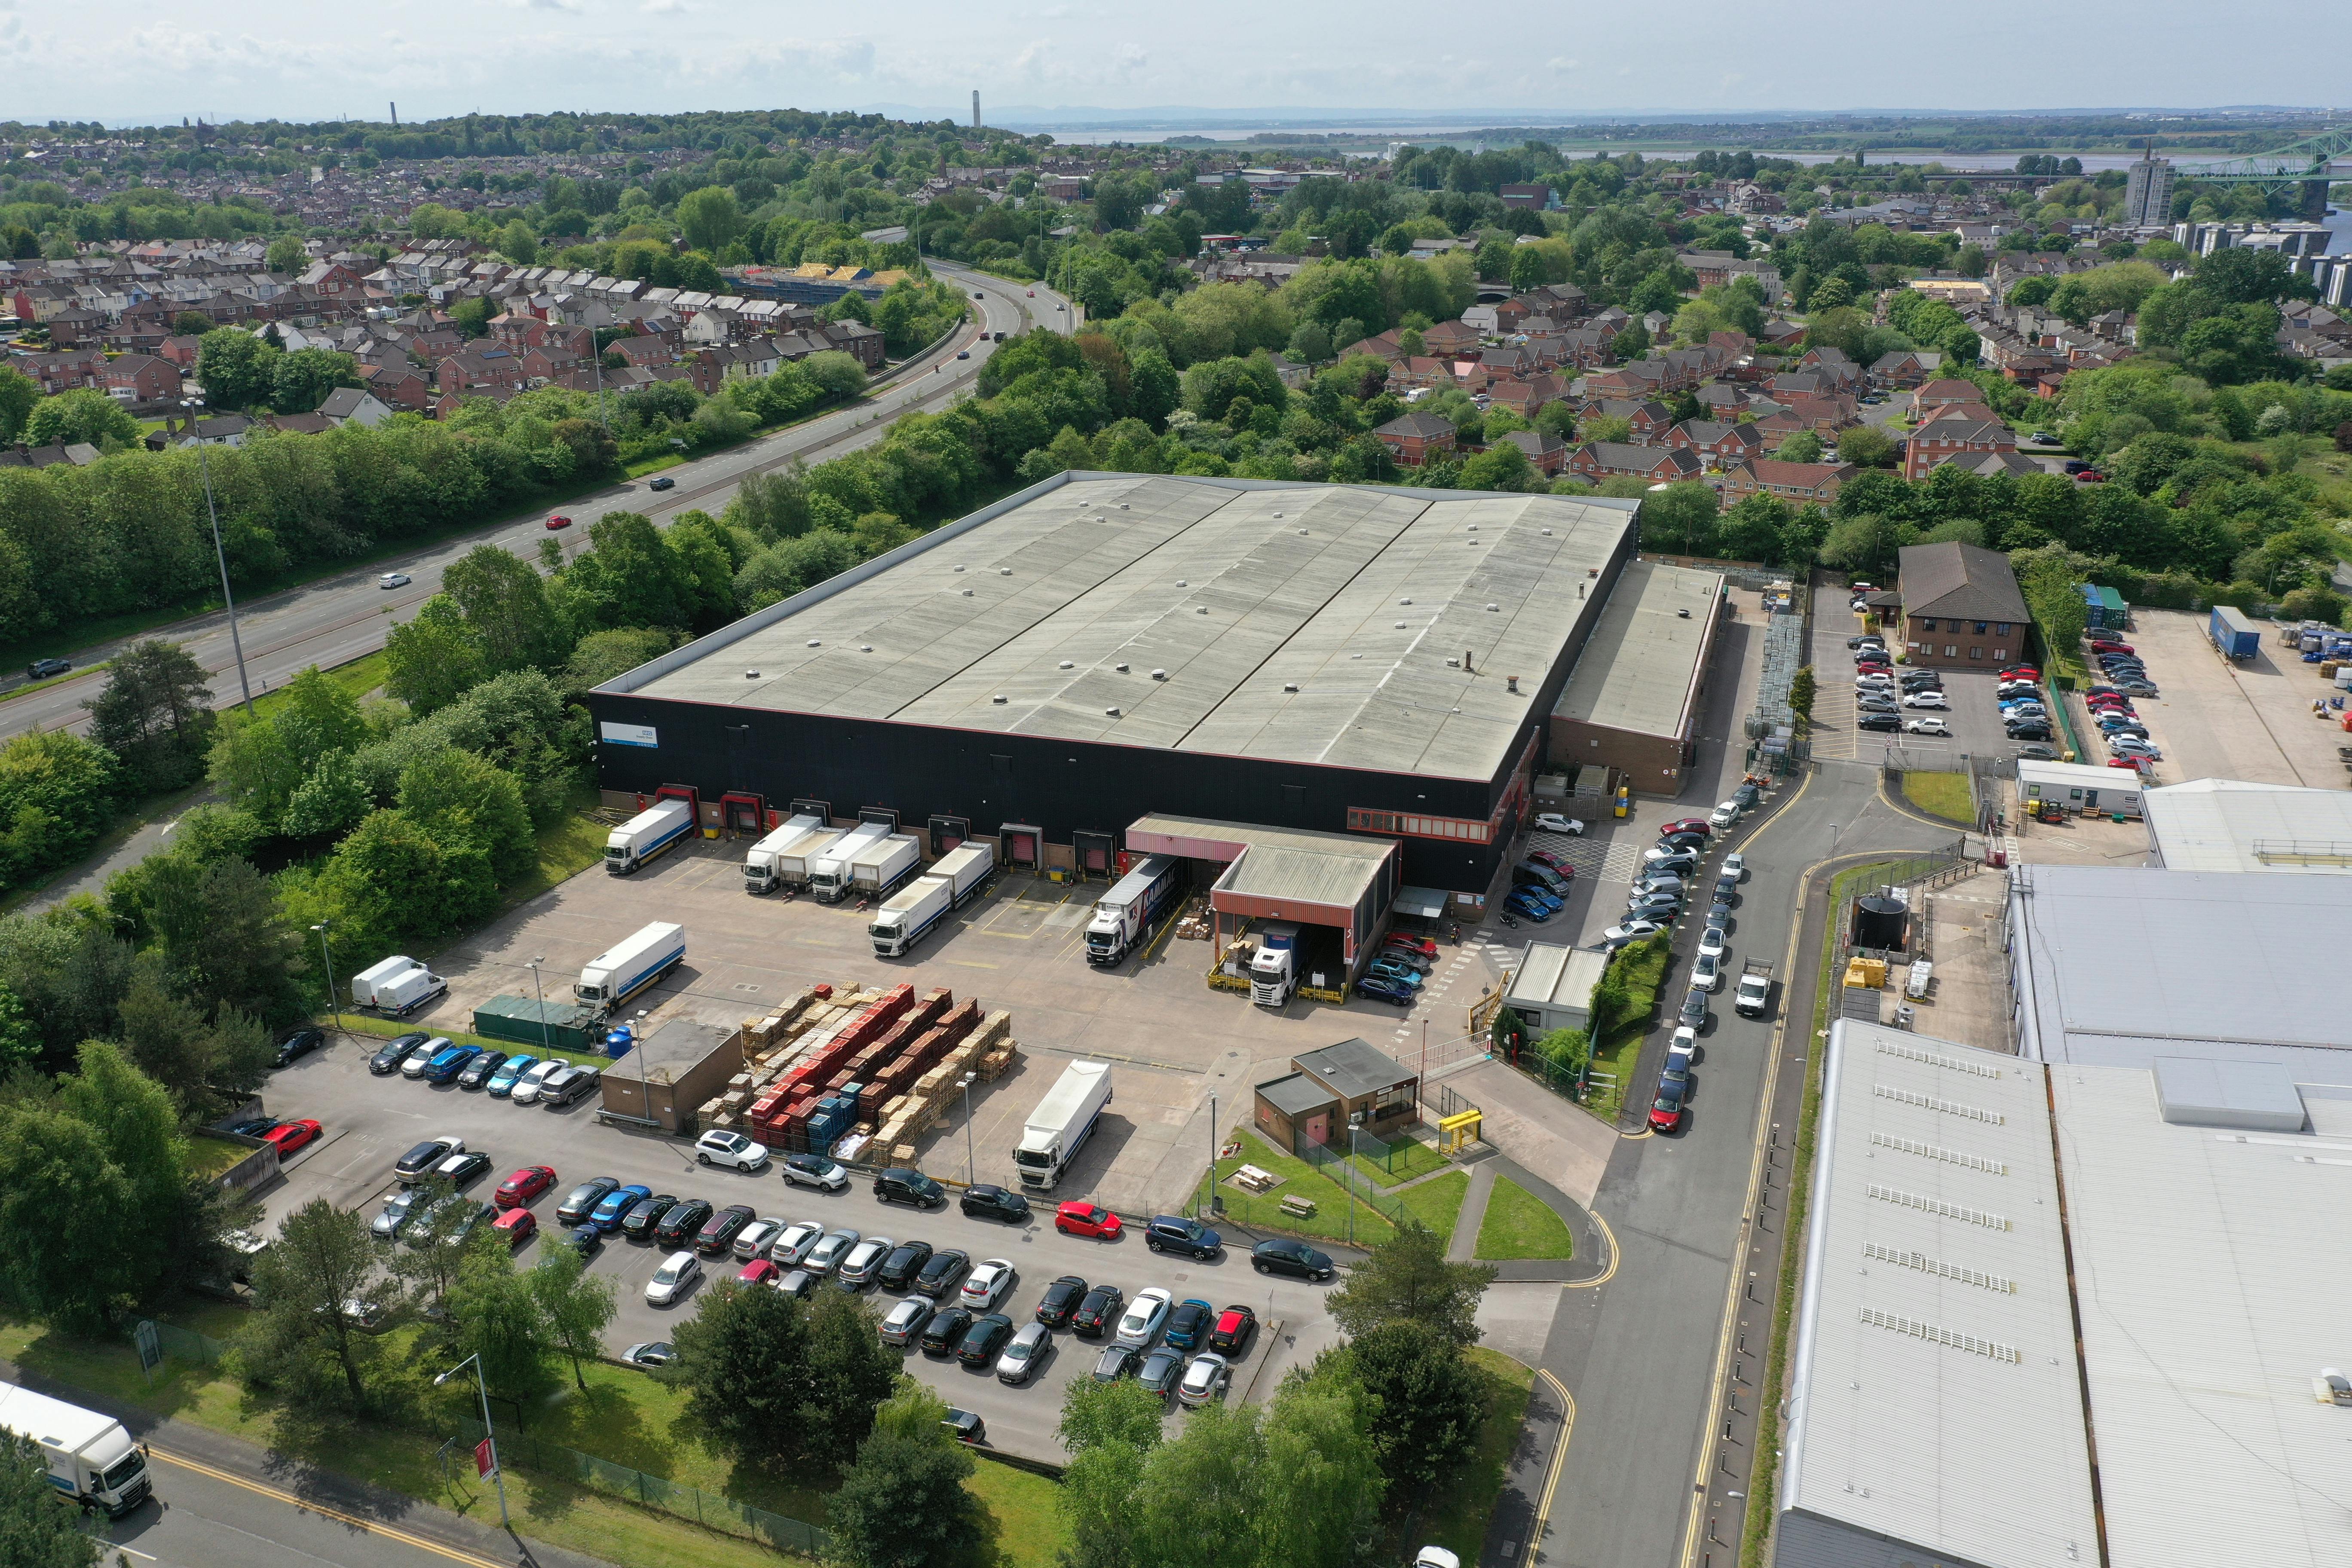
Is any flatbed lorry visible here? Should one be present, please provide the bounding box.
[1735,958,1773,1018]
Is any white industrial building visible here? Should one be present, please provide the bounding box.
[2140,776,2352,874]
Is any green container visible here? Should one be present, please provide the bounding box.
[472,994,599,1052]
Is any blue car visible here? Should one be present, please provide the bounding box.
[423,1044,481,1084]
[1366,959,1424,989]
[1357,974,1415,1005]
[487,1054,537,1096]
[1165,1298,1215,1351]
[1505,890,1555,922]
[591,1183,653,1231]
[1518,885,1563,914]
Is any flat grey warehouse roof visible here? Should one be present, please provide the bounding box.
[1549,560,1722,739]
[610,473,1637,782]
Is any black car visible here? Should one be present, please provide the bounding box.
[1144,1215,1223,1260]
[1709,896,1734,927]
[940,1407,984,1444]
[921,1306,975,1356]
[647,475,676,491]
[455,1050,508,1090]
[1845,635,1882,650]
[1092,1344,1140,1384]
[1657,831,1709,853]
[562,1224,603,1259]
[1035,1274,1089,1328]
[960,1184,1031,1224]
[439,1150,493,1188]
[1858,713,1902,731]
[274,1027,326,1068]
[395,1137,462,1181]
[1208,1303,1258,1355]
[654,1198,713,1248]
[26,658,70,680]
[369,1032,432,1075]
[1714,872,1740,901]
[2015,744,2059,760]
[1251,1238,1335,1283]
[1512,862,1569,897]
[916,1248,972,1299]
[1071,1284,1123,1337]
[957,1313,1014,1368]
[621,1194,678,1240]
[1137,1345,1186,1398]
[556,1178,621,1228]
[696,1204,756,1255]
[873,1168,946,1209]
[876,1240,935,1292]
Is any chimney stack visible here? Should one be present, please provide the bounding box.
[1464,649,1474,673]
[972,91,981,130]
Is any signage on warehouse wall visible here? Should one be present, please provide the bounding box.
[599,722,659,749]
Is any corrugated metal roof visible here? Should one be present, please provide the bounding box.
[1549,560,1721,739]
[2052,1063,2352,1568]
[1128,812,1394,913]
[1503,940,1607,1014]
[2144,777,2352,875]
[624,474,1637,782]
[1779,1020,2098,1567]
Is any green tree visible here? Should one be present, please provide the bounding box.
[1639,481,1721,555]
[560,627,674,698]
[172,310,216,339]
[194,328,282,410]
[1285,321,1332,366]
[1836,424,1896,469]
[0,367,34,444]
[676,186,747,256]
[390,1179,483,1323]
[397,746,535,885]
[496,220,538,265]
[443,544,564,674]
[826,1385,984,1568]
[1334,1318,1484,1493]
[1253,1371,1383,1568]
[2014,544,2088,660]
[383,598,492,714]
[115,965,271,1116]
[0,1431,99,1567]
[22,389,141,450]
[271,348,358,414]
[1325,1219,1494,1348]
[1788,664,1816,720]
[266,235,309,273]
[242,1197,383,1408]
[86,639,215,792]
[530,1244,618,1390]
[146,851,303,1023]
[450,1243,551,1400]
[1778,429,1825,464]
[665,1280,824,1469]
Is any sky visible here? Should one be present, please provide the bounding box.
[5,0,2336,129]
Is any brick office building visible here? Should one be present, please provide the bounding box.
[1896,541,2030,670]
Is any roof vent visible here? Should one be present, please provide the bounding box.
[1118,502,1128,509]
[992,694,1007,704]
[807,638,821,647]
[1507,675,1521,693]
[1197,605,1209,615]
[1677,607,1691,619]
[1283,682,1298,692]
[1176,579,1188,587]
[1059,660,1074,669]
[1151,668,1167,680]
[744,670,761,679]
[962,588,973,596]
[1394,621,1408,629]
[953,564,965,572]
[860,644,873,652]
[1115,662,1130,673]
[1486,603,1500,612]
[1467,523,1479,531]
[1105,706,1121,716]
[1272,511,1283,518]
[1542,527,1553,536]
[1000,567,1013,576]
[2315,1369,2352,1406]
[1446,657,1461,668]
[1400,597,1413,606]
[1298,528,1309,536]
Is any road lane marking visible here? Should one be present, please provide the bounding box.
[1528,1368,1577,1565]
[147,1447,509,1568]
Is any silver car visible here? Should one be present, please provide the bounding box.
[1176,1351,1231,1407]
[805,1227,860,1274]
[879,1296,934,1347]
[733,1218,785,1260]
[836,1235,894,1288]
[996,1321,1053,1385]
[770,1220,825,1267]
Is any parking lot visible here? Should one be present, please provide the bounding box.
[2089,607,2349,789]
[260,1038,1332,1461]
[1808,586,2034,769]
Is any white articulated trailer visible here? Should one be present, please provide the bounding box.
[742,813,826,894]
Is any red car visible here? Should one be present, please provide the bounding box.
[263,1118,322,1157]
[1054,1202,1123,1239]
[1657,818,1712,839]
[1999,667,2040,681]
[2087,641,2133,655]
[496,1165,557,1209]
[2107,756,2144,770]
[738,1259,782,1286]
[1383,933,1437,959]
[1526,848,1574,875]
[492,1208,537,1247]
[544,514,573,530]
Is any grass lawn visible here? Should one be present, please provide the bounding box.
[1393,1346,1535,1561]
[1581,937,1671,1123]
[1347,1132,1449,1189]
[323,1011,608,1068]
[1473,1177,1577,1262]
[494,781,616,913]
[625,452,687,478]
[1901,770,1974,824]
[1394,1169,1471,1244]
[247,649,391,718]
[183,1133,254,1180]
[1212,1129,1396,1248]
[0,660,110,705]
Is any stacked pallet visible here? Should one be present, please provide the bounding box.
[698,986,882,1130]
[877,1009,1017,1164]
[747,983,922,1148]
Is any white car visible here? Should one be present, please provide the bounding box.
[509,1058,565,1104]
[837,1236,894,1288]
[1600,920,1665,947]
[781,1153,849,1190]
[400,1037,456,1079]
[646,1251,702,1305]
[1671,1023,1698,1057]
[1903,717,1951,736]
[770,1220,826,1267]
[378,572,411,589]
[733,1218,785,1259]
[1115,1286,1173,1348]
[960,1258,1017,1312]
[1697,923,1728,962]
[805,1227,860,1274]
[1534,813,1585,836]
[1901,691,1948,709]
[1691,951,1722,992]
[695,1129,769,1171]
[1708,800,1741,829]
[1720,852,1745,880]
[1855,672,1894,688]
[1414,1550,1464,1568]
[1176,1351,1231,1407]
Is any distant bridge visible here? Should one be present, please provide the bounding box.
[2171,127,2352,218]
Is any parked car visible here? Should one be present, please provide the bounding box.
[1252,1238,1335,1282]
[961,1258,1018,1311]
[960,1184,1031,1223]
[1072,1284,1124,1337]
[915,1248,972,1299]
[835,1235,894,1289]
[1165,1298,1215,1351]
[455,1050,508,1090]
[1056,1202,1123,1239]
[622,1194,680,1241]
[1365,957,1425,989]
[1208,1304,1258,1356]
[1533,813,1585,835]
[492,1208,537,1248]
[555,1178,622,1227]
[620,1341,674,1369]
[371,1188,424,1240]
[1145,1216,1222,1259]
[274,1027,327,1067]
[401,1039,454,1079]
[1384,932,1439,959]
[921,1307,975,1356]
[421,1044,481,1085]
[1177,1352,1232,1407]
[2016,744,2059,760]
[781,1153,849,1191]
[591,1184,653,1232]
[1692,951,1722,992]
[1859,713,1902,731]
[1136,1345,1186,1399]
[879,1296,934,1347]
[646,1251,702,1305]
[655,1199,716,1250]
[1600,919,1666,947]
[396,1136,465,1182]
[996,1321,1054,1384]
[369,1032,434,1075]
[1115,1287,1174,1348]
[1650,1074,1689,1133]
[694,1129,769,1171]
[433,1150,492,1188]
[1856,695,1898,713]
[485,1053,538,1095]
[698,1204,757,1256]
[804,1225,860,1274]
[1501,891,1556,923]
[1904,717,1951,736]
[769,1219,825,1266]
[1902,691,1948,709]
[561,1224,602,1260]
[873,1168,946,1209]
[539,1064,601,1106]
[1036,1274,1090,1328]
[1357,974,1415,1005]
[1092,1343,1142,1384]
[734,1218,785,1260]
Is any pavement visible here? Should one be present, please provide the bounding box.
[0,263,1071,743]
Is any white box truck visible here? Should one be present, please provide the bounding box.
[773,825,849,893]
[575,922,686,1010]
[1014,1060,1113,1192]
[741,812,825,894]
[808,822,891,901]
[0,1383,151,1517]
[871,876,953,958]
[1083,855,1185,966]
[847,833,922,900]
[604,797,695,875]
[350,955,447,1015]
[931,841,995,906]
[1250,922,1301,1007]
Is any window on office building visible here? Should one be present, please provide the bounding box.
[1970,646,1984,660]
[1945,644,1959,657]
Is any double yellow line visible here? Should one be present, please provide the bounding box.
[147,1446,510,1568]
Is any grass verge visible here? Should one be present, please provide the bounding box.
[1583,937,1671,1124]
[0,660,110,705]
[1347,1133,1449,1189]
[1473,1177,1577,1262]
[183,1133,254,1180]
[1900,770,1974,824]
[1394,1170,1472,1245]
[245,649,391,718]
[322,1011,608,1068]
[1211,1129,1396,1248]
[496,781,616,912]
[1393,1346,1534,1561]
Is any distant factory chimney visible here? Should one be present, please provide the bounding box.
[389,101,399,126]
[972,90,981,130]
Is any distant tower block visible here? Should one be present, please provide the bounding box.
[972,90,981,130]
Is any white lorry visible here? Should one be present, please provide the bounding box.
[349,955,447,1015]
[808,822,891,901]
[870,876,953,958]
[603,797,695,875]
[1249,922,1301,1008]
[1014,1060,1113,1192]
[931,841,996,906]
[1083,855,1184,966]
[575,922,686,1010]
[772,825,850,893]
[741,812,826,894]
[0,1383,151,1517]
[847,833,922,900]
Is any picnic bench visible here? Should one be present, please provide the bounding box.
[1232,1164,1278,1194]
[1279,1194,1318,1219]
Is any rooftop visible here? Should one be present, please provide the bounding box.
[630,1018,734,1080]
[1127,813,1396,913]
[2143,776,2352,875]
[1897,540,2029,624]
[1293,1037,1413,1102]
[608,473,1636,783]
[1549,560,1722,741]
[1503,940,1608,1017]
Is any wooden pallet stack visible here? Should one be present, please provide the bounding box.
[697,984,879,1132]
[876,1010,1018,1164]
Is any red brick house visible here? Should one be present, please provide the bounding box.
[1896,541,2029,670]
[297,261,366,300]
[1486,374,1567,419]
[159,334,205,370]
[1903,415,2016,480]
[434,349,527,397]
[356,362,435,413]
[1912,379,1988,419]
[100,354,183,406]
[1568,441,1702,484]
[1496,428,1568,476]
[1719,458,1858,505]
[1579,398,1675,442]
[1663,419,1764,468]
[1374,411,1458,466]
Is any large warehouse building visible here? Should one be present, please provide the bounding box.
[1546,559,1723,794]
[588,472,1639,900]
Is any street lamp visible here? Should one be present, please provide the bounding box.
[959,1072,978,1185]
[1346,1112,1364,1246]
[178,388,254,714]
[434,1353,510,1528]
[1204,1090,1219,1219]
[526,956,551,1058]
[309,923,341,1032]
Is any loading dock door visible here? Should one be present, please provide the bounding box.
[929,815,971,853]
[1074,830,1116,878]
[1001,824,1041,868]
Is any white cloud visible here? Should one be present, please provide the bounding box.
[641,0,689,11]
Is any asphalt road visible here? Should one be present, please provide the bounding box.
[2,263,1071,741]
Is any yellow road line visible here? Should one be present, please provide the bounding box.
[147,1447,509,1568]
[1562,1207,1621,1289]
[1528,1368,1577,1563]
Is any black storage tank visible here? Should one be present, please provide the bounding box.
[1852,894,1908,952]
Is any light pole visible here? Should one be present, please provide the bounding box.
[1346,1112,1363,1246]
[434,1353,509,1529]
[310,923,341,1032]
[1204,1090,1219,1219]
[526,956,551,1058]
[179,389,254,714]
[959,1071,977,1185]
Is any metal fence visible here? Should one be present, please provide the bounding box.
[450,1415,830,1557]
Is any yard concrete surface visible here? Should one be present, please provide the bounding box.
[1806,585,2023,769]
[2104,606,2349,789]
[259,1038,1338,1465]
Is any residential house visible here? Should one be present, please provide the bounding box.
[355,361,434,413]
[1760,316,1807,347]
[1485,373,1567,420]
[317,387,393,428]
[13,348,106,393]
[1675,250,1784,302]
[1912,379,1989,418]
[1895,540,2030,670]
[1495,428,1568,476]
[1867,348,1942,387]
[1579,398,1676,442]
[1567,441,1703,484]
[98,353,182,406]
[1499,184,1561,210]
[1372,411,1457,466]
[1904,413,2016,480]
[1719,458,1859,505]
[1663,419,1764,469]
[0,442,99,469]
[146,413,253,449]
[1422,319,1480,356]
[434,347,527,398]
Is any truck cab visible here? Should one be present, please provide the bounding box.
[1249,923,1299,1007]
